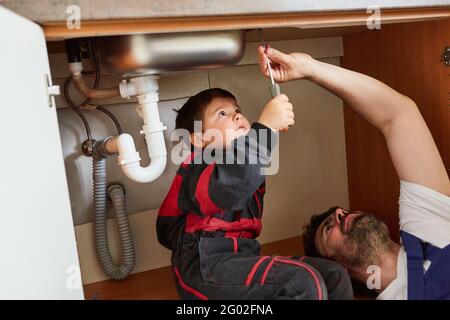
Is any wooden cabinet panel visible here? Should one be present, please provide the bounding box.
[38,7,450,41]
[341,19,450,242]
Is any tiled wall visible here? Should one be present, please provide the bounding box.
[52,37,349,284]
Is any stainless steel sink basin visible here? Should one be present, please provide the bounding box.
[96,30,246,77]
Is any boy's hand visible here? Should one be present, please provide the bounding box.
[258,94,294,132]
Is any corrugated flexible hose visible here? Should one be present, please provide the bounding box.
[93,158,135,280]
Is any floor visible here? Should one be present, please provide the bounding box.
[83,235,375,300]
[83,236,304,300]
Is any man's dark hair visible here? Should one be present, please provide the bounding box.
[174,88,237,133]
[302,206,339,257]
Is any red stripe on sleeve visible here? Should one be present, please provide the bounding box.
[158,174,183,217]
[195,163,223,215]
[253,193,262,213]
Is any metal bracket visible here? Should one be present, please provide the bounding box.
[440,47,450,66]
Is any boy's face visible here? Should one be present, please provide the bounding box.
[194,97,251,148]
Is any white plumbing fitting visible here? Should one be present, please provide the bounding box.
[119,75,159,99]
[69,62,83,76]
[115,75,168,183]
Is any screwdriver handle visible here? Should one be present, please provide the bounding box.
[269,83,281,98]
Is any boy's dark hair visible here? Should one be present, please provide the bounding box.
[175,88,237,133]
[302,206,339,257]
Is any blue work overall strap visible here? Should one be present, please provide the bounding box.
[423,243,441,263]
[423,242,450,299]
[400,231,425,300]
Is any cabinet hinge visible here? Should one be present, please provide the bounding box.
[45,74,60,108]
[440,47,450,66]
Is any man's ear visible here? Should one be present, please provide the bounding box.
[190,132,205,149]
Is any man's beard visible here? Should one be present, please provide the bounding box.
[333,213,391,268]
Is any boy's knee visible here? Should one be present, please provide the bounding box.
[323,260,353,299]
[276,267,328,300]
[302,257,353,300]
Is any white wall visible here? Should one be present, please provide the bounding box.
[52,37,349,284]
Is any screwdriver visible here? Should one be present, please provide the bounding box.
[259,28,281,98]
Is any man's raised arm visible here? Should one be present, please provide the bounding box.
[258,45,450,195]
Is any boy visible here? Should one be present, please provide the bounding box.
[157,88,352,299]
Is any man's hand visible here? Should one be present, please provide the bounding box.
[258,44,314,82]
[258,94,294,132]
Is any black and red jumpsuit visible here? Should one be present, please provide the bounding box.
[157,122,353,300]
